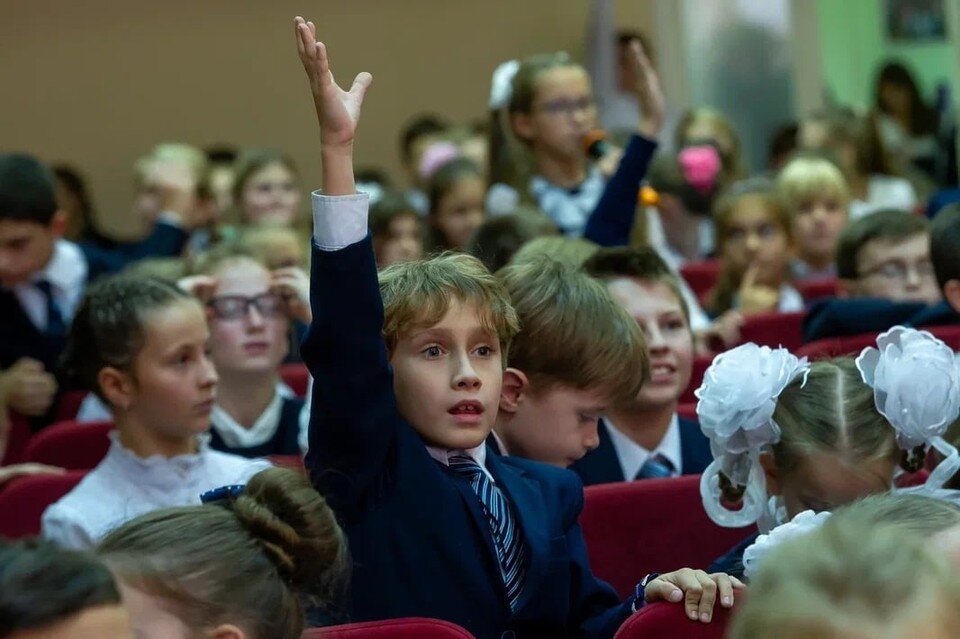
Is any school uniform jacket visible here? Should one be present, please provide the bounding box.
[303,234,635,639]
[570,417,712,486]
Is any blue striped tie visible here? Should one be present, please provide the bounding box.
[635,453,675,480]
[448,455,527,611]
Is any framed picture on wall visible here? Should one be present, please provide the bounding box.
[885,0,948,41]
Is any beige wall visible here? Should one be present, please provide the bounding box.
[0,1,653,237]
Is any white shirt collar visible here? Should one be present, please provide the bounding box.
[426,441,494,483]
[604,414,682,480]
[11,240,87,330]
[210,384,287,448]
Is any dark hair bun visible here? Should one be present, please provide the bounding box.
[231,468,348,598]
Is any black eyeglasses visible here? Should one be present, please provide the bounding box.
[206,293,283,320]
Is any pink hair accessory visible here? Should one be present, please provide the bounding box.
[418,141,461,181]
[678,145,721,194]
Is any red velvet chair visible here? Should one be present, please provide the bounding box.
[677,403,698,422]
[925,325,960,349]
[679,355,712,404]
[679,260,721,300]
[739,311,805,351]
[615,601,735,639]
[280,363,310,398]
[1,412,33,466]
[301,618,474,638]
[797,325,960,361]
[795,278,838,303]
[52,390,89,423]
[22,420,113,470]
[0,470,86,539]
[580,475,756,598]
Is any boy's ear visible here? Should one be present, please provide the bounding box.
[499,368,530,414]
[944,279,960,314]
[510,112,535,143]
[49,210,68,238]
[97,366,135,411]
[759,452,781,496]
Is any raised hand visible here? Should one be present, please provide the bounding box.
[295,16,372,152]
[626,39,665,139]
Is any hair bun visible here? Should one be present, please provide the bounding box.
[230,468,348,598]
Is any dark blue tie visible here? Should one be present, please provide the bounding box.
[448,455,527,611]
[35,280,66,337]
[635,453,675,480]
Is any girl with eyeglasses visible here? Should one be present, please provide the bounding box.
[43,275,270,549]
[181,242,310,458]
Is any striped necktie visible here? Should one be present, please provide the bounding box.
[635,453,675,480]
[35,280,66,337]
[448,455,527,611]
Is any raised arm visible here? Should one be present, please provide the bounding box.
[583,40,662,246]
[293,17,397,518]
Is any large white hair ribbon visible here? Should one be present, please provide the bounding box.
[696,343,810,528]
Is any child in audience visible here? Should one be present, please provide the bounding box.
[491,256,647,466]
[729,516,960,638]
[42,275,270,549]
[369,190,424,267]
[700,326,960,579]
[776,156,850,281]
[425,157,486,253]
[916,203,960,326]
[183,244,308,458]
[468,207,556,273]
[0,154,195,421]
[98,467,349,638]
[398,113,450,214]
[490,38,662,238]
[572,247,712,485]
[232,149,303,228]
[294,17,740,636]
[0,539,131,638]
[803,210,940,342]
[674,108,746,188]
[707,180,802,317]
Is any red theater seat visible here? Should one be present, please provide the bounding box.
[795,278,838,303]
[1,412,33,466]
[680,355,712,404]
[798,324,960,361]
[615,601,735,639]
[280,363,310,398]
[677,403,698,422]
[0,470,86,539]
[53,390,90,422]
[739,311,804,351]
[23,420,113,470]
[580,475,755,598]
[302,618,474,638]
[679,260,721,300]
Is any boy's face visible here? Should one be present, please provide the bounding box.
[390,298,503,450]
[499,383,606,467]
[848,232,940,303]
[792,196,847,265]
[0,218,60,287]
[605,277,693,410]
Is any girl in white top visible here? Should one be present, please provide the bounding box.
[42,275,269,549]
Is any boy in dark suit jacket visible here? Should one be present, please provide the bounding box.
[572,248,711,485]
[0,153,196,421]
[294,17,740,637]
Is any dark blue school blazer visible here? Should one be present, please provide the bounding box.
[570,418,712,486]
[802,297,929,344]
[302,236,634,639]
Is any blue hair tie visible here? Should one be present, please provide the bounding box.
[200,484,246,504]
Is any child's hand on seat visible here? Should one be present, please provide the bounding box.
[643,569,745,623]
[271,267,311,323]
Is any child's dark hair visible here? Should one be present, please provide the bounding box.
[370,190,420,239]
[399,113,449,165]
[0,153,58,225]
[60,274,194,403]
[584,246,691,324]
[874,60,939,136]
[0,538,121,634]
[98,467,350,639]
[835,209,929,280]
[205,145,239,167]
[468,208,555,273]
[52,164,96,229]
[930,203,960,290]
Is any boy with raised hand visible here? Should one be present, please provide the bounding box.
[295,16,741,636]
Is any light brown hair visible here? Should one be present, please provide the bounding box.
[378,252,520,360]
[510,235,599,268]
[497,256,648,402]
[98,468,348,639]
[776,155,850,217]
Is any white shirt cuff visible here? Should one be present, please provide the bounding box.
[311,190,369,250]
[156,211,184,228]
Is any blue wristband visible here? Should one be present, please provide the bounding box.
[632,573,660,612]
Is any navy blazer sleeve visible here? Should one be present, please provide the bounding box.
[80,221,189,277]
[300,235,398,520]
[583,134,658,247]
[802,298,927,343]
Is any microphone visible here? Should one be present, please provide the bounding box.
[583,130,611,160]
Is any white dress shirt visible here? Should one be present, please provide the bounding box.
[604,415,683,480]
[12,239,87,331]
[42,432,271,549]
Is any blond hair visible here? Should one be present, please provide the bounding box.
[777,156,850,216]
[378,252,519,359]
[497,256,648,403]
[237,226,309,270]
[729,517,960,638]
[510,236,599,268]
